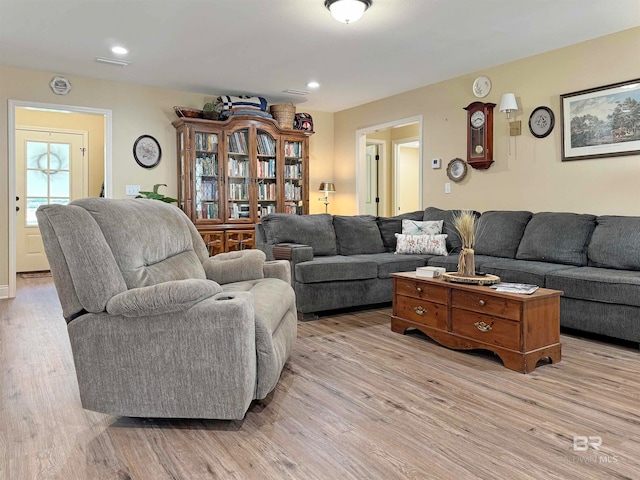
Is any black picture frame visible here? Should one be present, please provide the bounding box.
[528,106,555,139]
[133,135,162,169]
[560,78,640,161]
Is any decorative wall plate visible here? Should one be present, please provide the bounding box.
[472,76,491,98]
[50,76,71,95]
[133,135,162,168]
[446,157,467,182]
[529,106,555,138]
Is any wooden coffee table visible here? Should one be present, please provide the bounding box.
[390,272,562,373]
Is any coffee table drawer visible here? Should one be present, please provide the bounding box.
[396,295,447,330]
[452,290,521,321]
[451,309,520,350]
[396,279,448,304]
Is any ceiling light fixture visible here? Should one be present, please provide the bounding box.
[307,81,320,89]
[95,57,129,67]
[325,0,372,24]
[111,46,128,55]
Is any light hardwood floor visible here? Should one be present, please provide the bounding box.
[1,277,639,480]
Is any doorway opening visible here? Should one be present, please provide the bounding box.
[7,100,113,298]
[356,115,423,216]
[393,138,420,214]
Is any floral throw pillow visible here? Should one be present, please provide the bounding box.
[402,219,443,236]
[395,233,448,255]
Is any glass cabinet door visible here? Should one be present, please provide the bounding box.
[256,129,277,219]
[194,130,221,221]
[226,128,251,221]
[283,140,304,214]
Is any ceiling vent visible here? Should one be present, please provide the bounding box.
[282,88,309,96]
[95,57,129,67]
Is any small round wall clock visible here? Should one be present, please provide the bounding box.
[472,76,491,98]
[133,135,162,168]
[528,106,555,138]
[446,158,468,182]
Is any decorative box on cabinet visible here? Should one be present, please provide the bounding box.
[173,115,313,252]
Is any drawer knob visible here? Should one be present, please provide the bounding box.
[474,321,492,332]
[416,287,423,293]
[478,300,486,306]
[414,306,427,316]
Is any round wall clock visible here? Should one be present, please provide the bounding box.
[472,76,491,98]
[133,135,162,168]
[446,158,468,182]
[529,106,555,138]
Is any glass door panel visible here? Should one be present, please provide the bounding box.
[256,129,277,219]
[227,129,250,221]
[283,140,303,214]
[194,131,221,221]
[25,141,71,226]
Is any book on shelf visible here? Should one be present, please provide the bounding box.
[490,283,539,294]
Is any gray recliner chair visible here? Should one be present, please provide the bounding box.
[37,198,296,420]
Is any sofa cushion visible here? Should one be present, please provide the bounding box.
[427,254,503,273]
[474,211,532,258]
[351,253,428,279]
[423,207,480,254]
[588,216,640,271]
[376,210,424,251]
[401,219,443,236]
[480,258,574,286]
[294,256,378,283]
[546,267,640,308]
[333,215,385,255]
[516,212,596,266]
[261,213,337,256]
[395,234,448,256]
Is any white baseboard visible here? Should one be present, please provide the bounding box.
[0,285,8,299]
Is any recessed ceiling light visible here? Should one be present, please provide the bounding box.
[111,46,128,55]
[307,81,320,89]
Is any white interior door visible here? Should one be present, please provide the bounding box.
[394,143,420,214]
[16,128,88,272]
[364,144,378,216]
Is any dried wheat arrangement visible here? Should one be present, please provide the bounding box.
[453,210,477,277]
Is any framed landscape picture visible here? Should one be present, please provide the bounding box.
[560,78,640,161]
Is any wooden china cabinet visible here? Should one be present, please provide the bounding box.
[172,115,313,254]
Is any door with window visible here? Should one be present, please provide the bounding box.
[16,128,88,272]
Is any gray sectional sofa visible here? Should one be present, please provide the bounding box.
[256,208,640,344]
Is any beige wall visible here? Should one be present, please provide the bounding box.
[396,146,420,214]
[15,108,105,196]
[334,27,640,216]
[0,65,332,287]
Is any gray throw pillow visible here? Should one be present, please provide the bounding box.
[588,215,640,271]
[261,213,337,256]
[423,207,480,254]
[516,212,596,266]
[474,211,533,258]
[333,215,385,255]
[376,210,424,251]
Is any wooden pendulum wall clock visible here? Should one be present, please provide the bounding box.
[463,101,495,169]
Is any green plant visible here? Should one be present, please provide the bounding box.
[136,184,178,204]
[203,102,215,112]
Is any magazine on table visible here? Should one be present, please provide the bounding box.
[490,282,539,294]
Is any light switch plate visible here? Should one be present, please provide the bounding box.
[445,183,451,194]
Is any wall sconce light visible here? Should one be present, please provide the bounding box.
[318,182,336,213]
[325,0,372,24]
[499,93,521,136]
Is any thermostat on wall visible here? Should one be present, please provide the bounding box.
[431,158,441,169]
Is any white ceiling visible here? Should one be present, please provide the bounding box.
[1,0,639,112]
